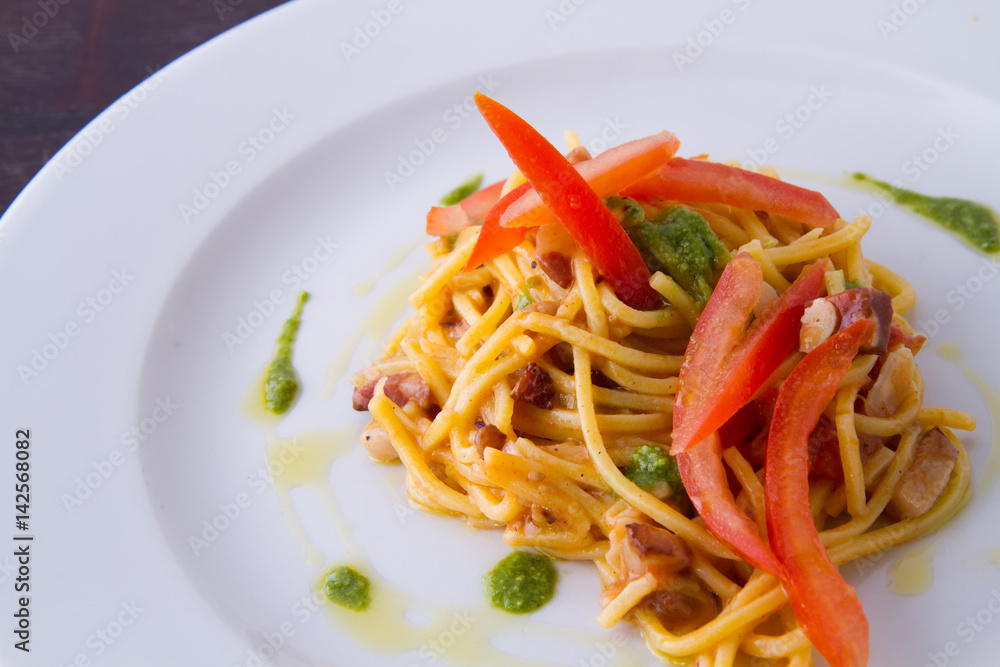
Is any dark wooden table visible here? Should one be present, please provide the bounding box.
[0,0,291,217]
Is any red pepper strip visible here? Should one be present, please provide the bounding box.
[472,92,661,310]
[427,179,506,236]
[463,182,532,270]
[671,260,828,455]
[498,131,680,228]
[677,434,785,577]
[457,178,505,221]
[765,318,874,667]
[671,253,762,455]
[426,205,472,236]
[623,158,840,229]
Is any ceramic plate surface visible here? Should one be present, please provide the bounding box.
[2,1,998,665]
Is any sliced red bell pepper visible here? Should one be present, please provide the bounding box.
[671,260,827,455]
[670,253,761,453]
[623,158,840,228]
[463,182,531,270]
[471,92,661,309]
[677,433,785,577]
[716,394,772,453]
[426,205,472,236]
[457,178,505,221]
[427,179,505,236]
[765,318,874,667]
[498,131,680,228]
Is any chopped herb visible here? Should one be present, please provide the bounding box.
[514,276,540,311]
[440,173,484,206]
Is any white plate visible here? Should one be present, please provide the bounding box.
[2,2,1000,666]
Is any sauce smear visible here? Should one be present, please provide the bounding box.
[263,291,309,414]
[852,173,1000,254]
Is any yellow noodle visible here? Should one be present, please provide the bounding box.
[598,282,687,329]
[762,215,871,266]
[741,626,809,658]
[575,253,610,340]
[400,338,450,408]
[918,406,976,431]
[835,384,868,518]
[733,206,779,247]
[650,272,701,328]
[410,230,479,306]
[597,573,658,628]
[688,204,753,247]
[824,445,896,518]
[868,259,916,314]
[741,239,791,291]
[722,446,767,535]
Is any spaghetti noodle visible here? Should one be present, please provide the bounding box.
[350,107,973,666]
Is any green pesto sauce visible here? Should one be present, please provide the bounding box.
[323,565,371,611]
[483,551,556,614]
[853,173,1000,254]
[263,291,309,415]
[440,173,484,206]
[624,444,693,515]
[606,195,646,229]
[626,206,731,306]
[625,444,683,495]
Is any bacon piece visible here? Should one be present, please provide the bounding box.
[537,252,573,288]
[887,427,959,520]
[887,324,926,356]
[352,372,434,412]
[440,316,470,342]
[547,343,575,374]
[619,523,691,581]
[824,287,894,355]
[510,363,556,409]
[647,575,716,630]
[475,424,506,455]
[535,222,577,288]
[590,369,618,389]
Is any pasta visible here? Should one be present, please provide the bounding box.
[350,117,973,665]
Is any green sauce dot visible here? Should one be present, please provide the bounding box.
[483,551,557,614]
[323,566,371,611]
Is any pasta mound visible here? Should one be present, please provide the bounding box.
[351,159,972,666]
